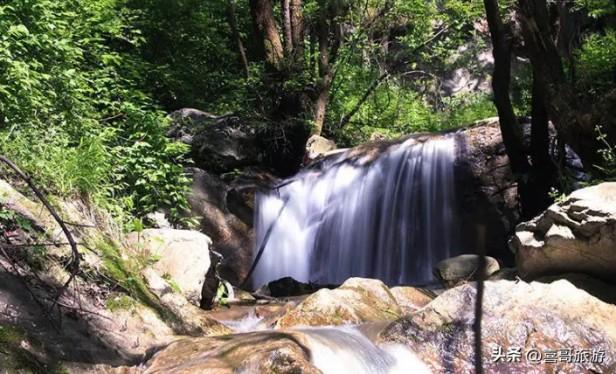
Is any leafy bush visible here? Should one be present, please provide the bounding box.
[594,125,616,180]
[577,30,616,90]
[0,0,191,224]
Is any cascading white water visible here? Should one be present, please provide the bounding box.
[252,135,460,288]
[235,326,431,374]
[297,327,431,374]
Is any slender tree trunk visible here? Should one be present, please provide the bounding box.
[281,0,293,53]
[484,0,530,173]
[290,0,304,61]
[525,71,554,218]
[313,9,341,135]
[227,0,250,78]
[517,0,599,167]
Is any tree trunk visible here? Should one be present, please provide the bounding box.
[290,0,304,61]
[227,0,250,78]
[517,0,599,167]
[250,0,284,69]
[484,0,530,174]
[281,0,293,53]
[313,7,341,135]
[525,71,555,218]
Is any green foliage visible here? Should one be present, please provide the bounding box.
[594,125,616,180]
[105,294,137,312]
[329,63,496,145]
[162,273,182,294]
[322,0,495,145]
[0,206,48,270]
[577,30,616,90]
[214,280,231,307]
[0,0,191,224]
[125,0,251,112]
[575,0,616,17]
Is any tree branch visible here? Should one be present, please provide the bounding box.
[0,155,80,302]
[338,71,390,129]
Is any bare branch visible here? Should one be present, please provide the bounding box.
[0,155,80,303]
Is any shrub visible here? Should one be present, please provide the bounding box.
[0,0,191,225]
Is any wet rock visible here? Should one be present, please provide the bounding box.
[257,277,337,298]
[141,269,232,336]
[126,229,212,305]
[434,254,500,288]
[455,118,522,264]
[304,134,337,164]
[379,280,616,373]
[389,287,435,314]
[187,167,255,285]
[509,182,616,282]
[275,278,402,328]
[142,332,320,374]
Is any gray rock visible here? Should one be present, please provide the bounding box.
[144,211,171,229]
[187,167,255,285]
[126,228,212,305]
[168,108,259,172]
[434,254,500,288]
[509,182,616,282]
[304,134,337,164]
[379,280,616,373]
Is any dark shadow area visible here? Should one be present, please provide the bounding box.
[0,270,126,367]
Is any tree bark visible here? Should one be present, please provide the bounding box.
[250,0,284,69]
[517,0,599,167]
[227,0,250,78]
[313,7,341,135]
[290,0,304,61]
[281,0,293,53]
[525,71,555,218]
[484,0,530,174]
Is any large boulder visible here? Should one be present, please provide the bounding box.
[455,118,586,265]
[379,280,616,373]
[434,254,500,288]
[141,332,320,373]
[275,278,403,328]
[187,168,256,285]
[509,182,616,281]
[168,108,260,172]
[126,229,212,305]
[389,286,435,314]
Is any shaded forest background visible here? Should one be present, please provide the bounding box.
[1,0,615,227]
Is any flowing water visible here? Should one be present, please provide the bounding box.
[252,135,460,288]
[234,326,431,374]
[297,327,431,374]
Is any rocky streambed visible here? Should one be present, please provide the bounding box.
[101,182,616,373]
[96,275,616,373]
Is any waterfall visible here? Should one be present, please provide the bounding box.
[252,135,460,288]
